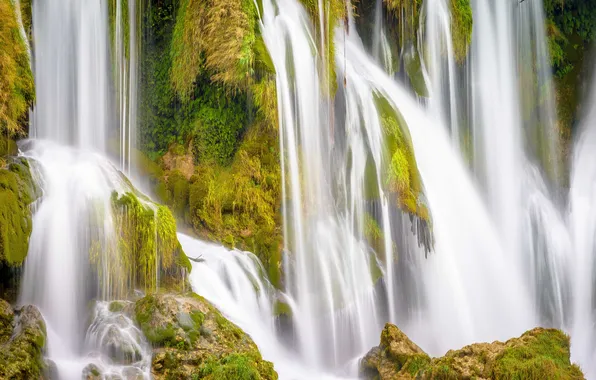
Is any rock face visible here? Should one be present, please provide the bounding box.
[0,299,48,379]
[134,293,278,379]
[360,323,585,380]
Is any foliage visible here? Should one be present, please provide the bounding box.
[188,123,283,287]
[190,77,247,166]
[171,0,260,99]
[0,0,34,136]
[140,0,253,160]
[544,0,596,77]
[139,0,181,158]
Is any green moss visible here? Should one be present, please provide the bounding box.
[99,191,187,294]
[0,159,37,267]
[191,92,247,166]
[0,305,47,380]
[273,301,292,317]
[108,301,126,313]
[374,94,429,222]
[0,0,34,135]
[188,123,282,287]
[199,353,263,379]
[491,329,584,380]
[545,0,596,78]
[450,0,473,64]
[403,354,431,376]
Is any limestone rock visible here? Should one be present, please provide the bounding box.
[135,293,278,379]
[360,323,585,380]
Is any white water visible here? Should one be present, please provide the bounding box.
[179,234,355,379]
[15,0,596,378]
[253,0,595,378]
[18,0,149,378]
[113,0,139,176]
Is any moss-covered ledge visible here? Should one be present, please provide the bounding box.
[133,292,278,379]
[0,158,39,267]
[360,323,585,380]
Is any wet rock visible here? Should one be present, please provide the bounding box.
[135,293,278,379]
[0,303,47,379]
[102,325,143,365]
[360,323,585,380]
[121,366,145,380]
[43,359,59,380]
[82,363,103,380]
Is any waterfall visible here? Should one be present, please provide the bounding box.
[568,81,596,378]
[179,233,355,379]
[18,0,149,378]
[256,0,580,376]
[112,0,140,175]
[14,0,596,378]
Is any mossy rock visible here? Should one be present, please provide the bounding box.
[0,0,35,135]
[101,191,189,294]
[0,136,18,158]
[360,323,585,380]
[0,158,39,267]
[0,302,48,379]
[134,293,277,379]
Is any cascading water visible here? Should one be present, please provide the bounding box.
[112,0,139,176]
[15,0,596,378]
[18,0,151,378]
[254,0,593,378]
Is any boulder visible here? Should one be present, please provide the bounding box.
[0,303,48,379]
[360,323,585,380]
[134,293,278,379]
[82,363,102,380]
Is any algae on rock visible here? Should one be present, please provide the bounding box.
[134,293,278,379]
[361,323,585,380]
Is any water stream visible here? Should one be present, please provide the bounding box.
[16,0,596,378]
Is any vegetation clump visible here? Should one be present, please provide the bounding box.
[361,323,585,380]
[0,0,34,136]
[449,0,473,64]
[375,95,429,223]
[95,191,189,295]
[0,300,48,379]
[0,158,39,267]
[134,293,277,379]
